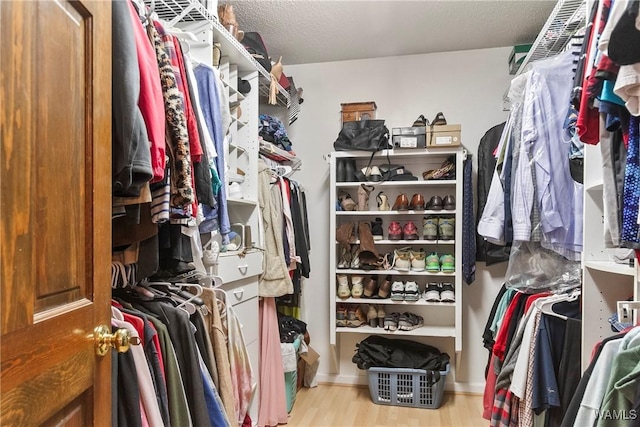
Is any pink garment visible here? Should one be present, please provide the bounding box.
[483,353,498,420]
[258,297,288,427]
[126,0,166,182]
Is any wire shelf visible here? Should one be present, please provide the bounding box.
[146,0,290,107]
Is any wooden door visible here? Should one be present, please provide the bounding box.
[1,1,112,425]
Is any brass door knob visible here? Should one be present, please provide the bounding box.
[93,325,140,356]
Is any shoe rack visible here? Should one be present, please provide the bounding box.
[329,147,465,374]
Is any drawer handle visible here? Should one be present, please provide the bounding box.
[238,264,249,274]
[233,289,244,300]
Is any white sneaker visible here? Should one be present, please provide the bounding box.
[404,281,420,301]
[390,281,405,301]
[423,283,441,302]
[337,275,351,299]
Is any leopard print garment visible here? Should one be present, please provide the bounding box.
[149,21,194,208]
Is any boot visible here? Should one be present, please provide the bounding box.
[336,222,354,251]
[358,221,379,266]
[357,184,374,211]
[336,159,346,182]
[344,159,357,182]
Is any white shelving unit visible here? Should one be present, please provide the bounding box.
[329,147,464,379]
[582,143,639,371]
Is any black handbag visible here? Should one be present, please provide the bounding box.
[242,32,272,73]
[333,120,391,152]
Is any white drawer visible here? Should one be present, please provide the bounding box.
[221,277,258,306]
[231,296,259,345]
[217,250,263,284]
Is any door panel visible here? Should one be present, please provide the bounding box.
[1,0,112,425]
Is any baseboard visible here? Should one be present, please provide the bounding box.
[316,373,485,395]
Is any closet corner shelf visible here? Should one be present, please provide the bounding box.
[259,140,302,171]
[337,239,455,245]
[585,182,604,193]
[338,297,455,307]
[227,197,258,206]
[149,0,290,107]
[584,260,635,277]
[336,325,456,337]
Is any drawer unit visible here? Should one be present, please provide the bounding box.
[217,250,263,284]
[341,101,377,124]
[231,296,259,345]
[221,277,259,307]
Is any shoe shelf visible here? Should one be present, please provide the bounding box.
[335,181,455,188]
[336,210,457,216]
[336,325,456,337]
[338,240,455,245]
[338,297,455,307]
[336,269,455,276]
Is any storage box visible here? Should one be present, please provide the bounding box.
[367,364,450,409]
[427,125,461,147]
[509,44,532,75]
[341,101,377,123]
[285,369,298,413]
[392,134,426,148]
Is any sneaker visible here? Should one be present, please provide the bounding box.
[440,254,455,273]
[403,221,419,240]
[337,275,351,299]
[440,283,455,302]
[439,217,455,240]
[392,247,412,271]
[422,216,439,240]
[426,252,440,272]
[384,312,400,331]
[398,312,424,331]
[371,218,384,241]
[404,281,420,301]
[351,275,364,297]
[388,221,404,240]
[390,281,405,301]
[424,283,441,302]
[410,248,426,271]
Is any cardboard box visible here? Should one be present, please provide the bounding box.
[392,134,426,148]
[427,124,461,147]
[509,44,532,75]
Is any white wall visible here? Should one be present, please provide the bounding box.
[286,47,511,393]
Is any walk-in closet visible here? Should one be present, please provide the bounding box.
[3,0,640,426]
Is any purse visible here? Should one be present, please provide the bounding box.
[242,32,272,73]
[333,120,391,152]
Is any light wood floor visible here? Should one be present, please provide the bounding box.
[287,384,486,427]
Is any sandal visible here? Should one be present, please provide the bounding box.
[358,184,375,211]
[412,115,428,127]
[347,305,367,327]
[338,190,357,211]
[383,312,400,331]
[377,191,390,211]
[431,112,447,126]
[398,312,424,331]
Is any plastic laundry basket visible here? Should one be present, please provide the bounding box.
[366,364,450,409]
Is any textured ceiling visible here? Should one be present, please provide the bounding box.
[228,0,557,65]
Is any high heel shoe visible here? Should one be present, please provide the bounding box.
[377,191,390,211]
[338,190,357,211]
[358,184,374,211]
